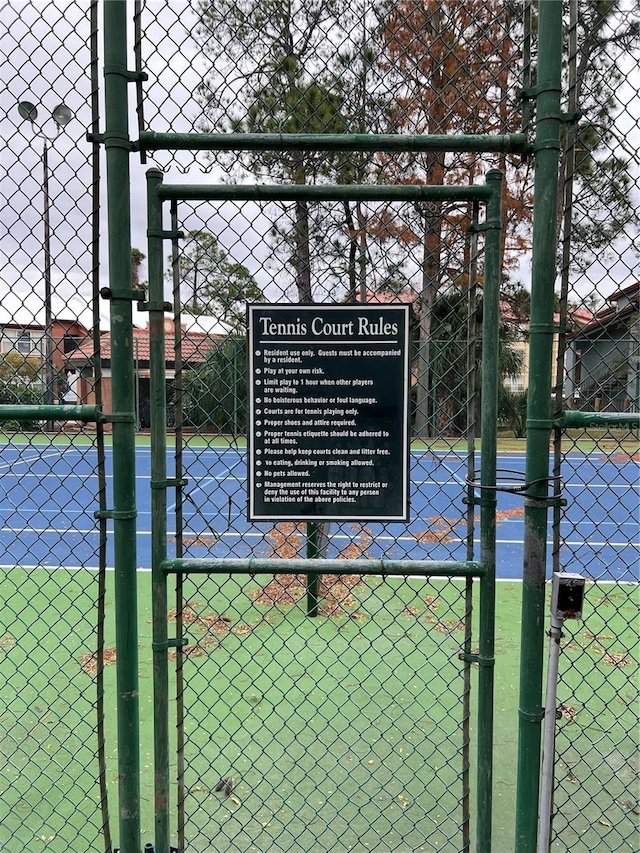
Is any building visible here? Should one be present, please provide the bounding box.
[0,317,91,401]
[564,282,640,412]
[66,316,231,428]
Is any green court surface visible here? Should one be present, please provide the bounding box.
[0,569,637,852]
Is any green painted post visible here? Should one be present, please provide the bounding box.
[515,2,563,851]
[147,168,171,853]
[306,522,320,617]
[103,2,140,851]
[475,169,502,853]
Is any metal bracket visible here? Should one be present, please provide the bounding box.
[459,652,495,667]
[137,300,173,313]
[100,286,147,302]
[517,84,562,100]
[524,495,567,509]
[147,228,184,240]
[462,495,497,509]
[152,638,189,651]
[467,218,502,233]
[101,411,136,424]
[518,707,546,723]
[94,509,138,521]
[151,478,189,490]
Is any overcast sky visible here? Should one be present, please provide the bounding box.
[1,0,638,332]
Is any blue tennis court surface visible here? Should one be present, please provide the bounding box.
[1,443,638,582]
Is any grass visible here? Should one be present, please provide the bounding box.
[0,568,637,853]
[0,427,638,455]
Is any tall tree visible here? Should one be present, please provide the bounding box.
[558,0,640,272]
[381,0,531,436]
[194,0,360,303]
[170,230,264,330]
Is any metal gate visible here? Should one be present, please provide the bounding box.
[4,2,638,853]
[142,163,506,853]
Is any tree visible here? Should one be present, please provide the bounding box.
[170,230,264,330]
[557,0,640,272]
[0,352,44,430]
[182,336,246,433]
[381,0,531,436]
[194,0,361,303]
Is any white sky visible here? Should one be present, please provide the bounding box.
[1,0,638,331]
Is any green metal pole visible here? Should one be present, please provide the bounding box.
[515,3,563,851]
[162,557,485,578]
[306,522,320,617]
[0,404,99,422]
[137,130,530,155]
[103,3,140,851]
[475,169,502,853]
[147,168,171,853]
[158,183,493,205]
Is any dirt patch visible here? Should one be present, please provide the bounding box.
[249,523,368,616]
[604,451,640,463]
[0,634,16,653]
[435,618,466,634]
[79,647,116,675]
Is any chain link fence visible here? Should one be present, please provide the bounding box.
[549,4,640,851]
[1,1,638,852]
[1,3,112,852]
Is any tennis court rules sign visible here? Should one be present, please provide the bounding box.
[248,304,410,521]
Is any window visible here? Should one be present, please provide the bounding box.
[16,332,32,355]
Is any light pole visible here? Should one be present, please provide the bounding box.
[17,99,72,431]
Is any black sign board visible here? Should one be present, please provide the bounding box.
[248,304,410,521]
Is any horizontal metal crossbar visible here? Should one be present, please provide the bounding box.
[161,557,486,578]
[557,409,640,429]
[156,182,494,203]
[138,130,530,154]
[0,404,101,422]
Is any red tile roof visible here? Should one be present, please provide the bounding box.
[67,324,224,366]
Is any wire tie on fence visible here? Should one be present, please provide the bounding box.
[94,509,138,521]
[151,478,188,489]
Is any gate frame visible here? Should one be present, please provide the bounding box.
[145,168,504,853]
[96,2,569,852]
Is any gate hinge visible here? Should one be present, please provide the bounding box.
[100,286,147,302]
[147,228,184,240]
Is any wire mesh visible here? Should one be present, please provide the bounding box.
[550,2,640,851]
[1,3,110,852]
[174,572,471,853]
[2,0,639,852]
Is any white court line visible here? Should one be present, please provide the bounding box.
[2,525,638,550]
[0,563,636,586]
